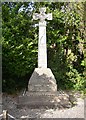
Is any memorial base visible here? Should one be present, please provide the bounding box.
[18,68,72,109]
[18,68,58,109]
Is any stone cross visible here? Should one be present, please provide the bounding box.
[33,7,52,68]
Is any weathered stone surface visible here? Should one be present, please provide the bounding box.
[28,84,57,92]
[28,68,57,92]
[18,91,72,109]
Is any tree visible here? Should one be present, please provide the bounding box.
[2,2,38,93]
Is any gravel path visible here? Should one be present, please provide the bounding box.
[1,91,85,119]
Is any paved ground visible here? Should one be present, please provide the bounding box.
[1,91,85,119]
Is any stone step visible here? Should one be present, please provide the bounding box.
[17,93,57,109]
[17,92,72,109]
[17,101,57,109]
[18,94,56,103]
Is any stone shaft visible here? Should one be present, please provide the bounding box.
[38,21,47,68]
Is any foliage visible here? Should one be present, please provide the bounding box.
[2,2,86,94]
[2,2,38,93]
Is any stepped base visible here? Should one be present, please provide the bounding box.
[18,91,57,109]
[18,68,64,109]
[17,92,72,109]
[17,91,72,109]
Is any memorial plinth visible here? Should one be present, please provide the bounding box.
[28,68,57,92]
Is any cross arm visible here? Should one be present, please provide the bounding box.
[46,13,52,20]
[33,7,52,22]
[33,13,40,20]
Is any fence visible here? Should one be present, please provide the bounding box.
[0,110,15,120]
